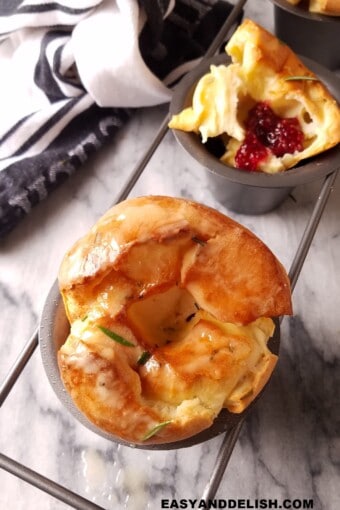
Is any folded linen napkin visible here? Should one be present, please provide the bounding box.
[0,0,239,238]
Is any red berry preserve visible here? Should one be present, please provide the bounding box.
[235,101,304,171]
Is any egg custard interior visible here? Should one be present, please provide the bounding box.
[169,19,340,173]
[58,196,291,444]
[129,286,277,413]
[60,284,276,444]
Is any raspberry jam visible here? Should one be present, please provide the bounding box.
[235,102,304,171]
[234,132,269,172]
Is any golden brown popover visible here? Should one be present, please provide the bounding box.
[169,19,340,173]
[58,196,292,444]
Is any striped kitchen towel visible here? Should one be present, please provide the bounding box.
[0,0,239,238]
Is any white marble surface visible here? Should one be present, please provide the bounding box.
[1,1,340,509]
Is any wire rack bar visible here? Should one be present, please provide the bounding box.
[0,328,38,407]
[288,169,339,292]
[0,453,106,510]
[114,0,247,205]
[202,419,245,502]
[115,114,170,204]
[204,0,247,58]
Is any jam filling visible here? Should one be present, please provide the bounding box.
[235,102,304,171]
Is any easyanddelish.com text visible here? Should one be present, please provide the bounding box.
[160,499,314,509]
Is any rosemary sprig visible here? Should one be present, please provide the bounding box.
[285,76,318,82]
[97,326,135,347]
[142,421,172,441]
[192,236,207,246]
[137,351,151,365]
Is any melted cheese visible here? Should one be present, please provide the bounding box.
[137,305,275,413]
[169,64,245,143]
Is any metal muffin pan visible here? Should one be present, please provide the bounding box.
[170,53,340,214]
[270,0,340,70]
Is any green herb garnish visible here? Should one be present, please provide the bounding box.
[186,312,196,322]
[285,76,318,82]
[192,236,206,246]
[141,421,172,441]
[81,315,88,322]
[137,351,151,365]
[97,326,135,347]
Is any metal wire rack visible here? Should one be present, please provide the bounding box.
[0,0,339,507]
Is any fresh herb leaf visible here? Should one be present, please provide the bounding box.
[192,236,206,246]
[285,76,318,82]
[141,421,172,441]
[97,326,135,347]
[186,312,196,322]
[137,351,151,365]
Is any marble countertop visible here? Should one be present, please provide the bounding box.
[1,1,340,509]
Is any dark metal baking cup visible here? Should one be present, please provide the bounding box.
[270,0,340,69]
[169,53,340,214]
[39,280,280,450]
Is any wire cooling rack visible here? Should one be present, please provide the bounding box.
[0,0,339,507]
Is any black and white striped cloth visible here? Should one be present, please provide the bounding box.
[0,0,239,238]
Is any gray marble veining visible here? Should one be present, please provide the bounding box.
[1,1,340,509]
